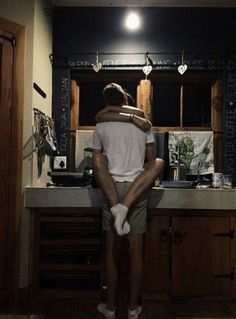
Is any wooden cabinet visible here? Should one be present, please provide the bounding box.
[30,208,102,299]
[143,210,234,299]
[143,215,170,297]
[30,207,236,300]
[171,216,231,297]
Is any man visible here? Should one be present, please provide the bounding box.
[92,83,164,319]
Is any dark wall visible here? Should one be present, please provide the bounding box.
[53,7,236,54]
[52,7,236,185]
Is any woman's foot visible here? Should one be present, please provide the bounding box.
[111,203,130,236]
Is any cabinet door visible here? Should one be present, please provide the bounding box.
[171,217,231,297]
[143,215,170,295]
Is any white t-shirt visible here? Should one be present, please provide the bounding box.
[92,122,155,182]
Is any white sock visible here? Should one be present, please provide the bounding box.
[97,302,115,319]
[122,220,131,234]
[110,203,130,236]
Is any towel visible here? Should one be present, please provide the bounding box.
[168,131,214,175]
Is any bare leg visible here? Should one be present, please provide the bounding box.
[93,155,164,210]
[127,234,144,310]
[121,158,165,209]
[92,154,164,235]
[92,152,119,207]
[105,231,122,311]
[92,153,131,235]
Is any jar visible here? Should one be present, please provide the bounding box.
[212,173,223,188]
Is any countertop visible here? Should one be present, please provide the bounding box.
[24,186,236,210]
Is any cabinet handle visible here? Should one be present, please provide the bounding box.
[172,230,183,244]
[213,270,234,281]
[160,229,169,242]
[213,230,234,239]
[160,228,184,243]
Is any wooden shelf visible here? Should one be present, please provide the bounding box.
[39,264,101,271]
[30,208,103,299]
[39,238,101,245]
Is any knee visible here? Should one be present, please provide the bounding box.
[92,153,108,172]
[156,158,165,170]
[153,158,165,175]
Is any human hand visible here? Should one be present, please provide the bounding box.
[132,115,152,132]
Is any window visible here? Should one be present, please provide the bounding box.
[71,70,140,127]
[152,81,181,127]
[71,71,221,130]
[150,74,219,129]
[70,71,223,172]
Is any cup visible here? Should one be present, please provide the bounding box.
[212,173,223,188]
[223,175,232,189]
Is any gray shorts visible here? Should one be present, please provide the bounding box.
[102,182,149,234]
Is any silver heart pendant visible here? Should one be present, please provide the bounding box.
[178,64,187,75]
[143,65,152,75]
[93,63,102,73]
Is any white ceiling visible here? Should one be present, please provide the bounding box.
[51,0,236,7]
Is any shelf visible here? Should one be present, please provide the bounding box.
[39,238,101,245]
[31,208,103,298]
[34,289,101,299]
[40,216,101,223]
[39,264,101,271]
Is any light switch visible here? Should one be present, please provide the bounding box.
[53,156,67,170]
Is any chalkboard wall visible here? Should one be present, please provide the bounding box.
[52,7,236,184]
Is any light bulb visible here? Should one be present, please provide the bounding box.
[125,12,140,31]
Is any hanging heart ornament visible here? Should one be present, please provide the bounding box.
[93,63,102,73]
[143,65,152,75]
[178,64,187,75]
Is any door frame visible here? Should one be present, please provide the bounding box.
[0,16,24,309]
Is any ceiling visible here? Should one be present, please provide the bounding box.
[51,0,236,7]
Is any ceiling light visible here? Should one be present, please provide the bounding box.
[125,12,140,31]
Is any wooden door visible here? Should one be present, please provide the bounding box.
[143,214,170,296]
[171,216,231,297]
[0,31,14,306]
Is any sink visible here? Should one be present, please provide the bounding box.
[161,180,194,189]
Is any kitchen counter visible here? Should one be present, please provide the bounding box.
[24,186,236,210]
[26,186,236,299]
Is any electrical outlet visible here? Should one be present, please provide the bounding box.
[53,156,67,170]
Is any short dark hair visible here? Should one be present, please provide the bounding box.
[103,83,127,106]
